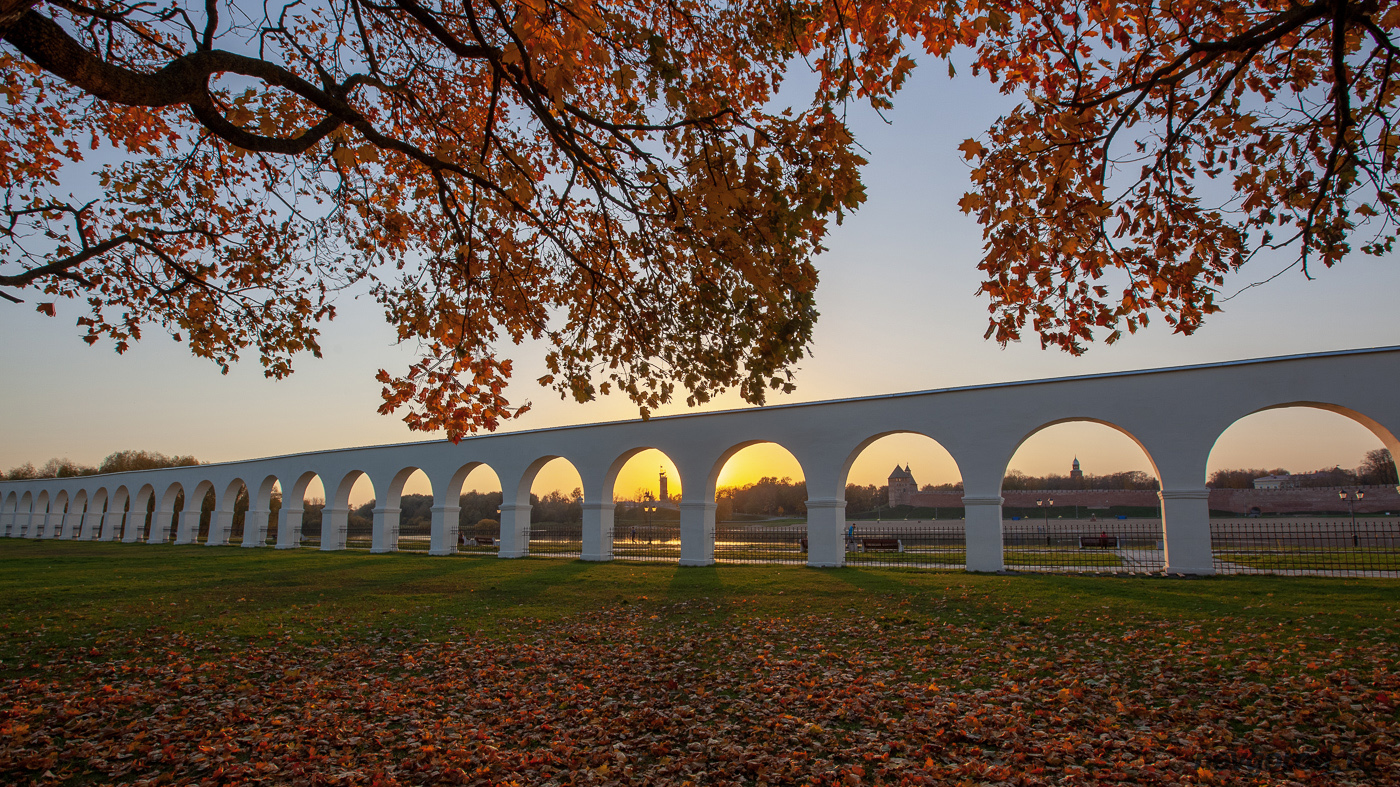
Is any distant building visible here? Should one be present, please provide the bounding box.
[1253,473,1298,489]
[888,464,918,506]
[659,468,669,503]
[1070,457,1083,482]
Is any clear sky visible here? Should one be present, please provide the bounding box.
[3,59,1397,506]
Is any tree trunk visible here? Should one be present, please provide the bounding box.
[0,0,37,38]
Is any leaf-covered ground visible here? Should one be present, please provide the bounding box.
[0,542,1396,786]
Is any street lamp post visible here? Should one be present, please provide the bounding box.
[1038,498,1054,546]
[1339,489,1364,547]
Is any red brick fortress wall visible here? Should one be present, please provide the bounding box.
[893,486,1400,514]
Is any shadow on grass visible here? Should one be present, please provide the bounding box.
[667,564,722,602]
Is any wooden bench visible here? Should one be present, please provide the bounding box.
[860,537,902,553]
[472,536,495,547]
[1079,535,1118,549]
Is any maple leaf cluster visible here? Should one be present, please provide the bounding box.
[1,599,1397,785]
[0,0,865,438]
[802,0,1400,352]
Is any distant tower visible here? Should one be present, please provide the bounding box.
[659,467,669,503]
[887,464,918,507]
[1070,457,1084,482]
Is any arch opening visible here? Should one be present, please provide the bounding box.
[1206,403,1400,577]
[382,467,436,552]
[34,491,50,539]
[326,471,375,550]
[209,479,249,546]
[1001,420,1163,573]
[65,489,88,540]
[49,490,70,540]
[290,473,326,548]
[186,481,216,544]
[18,491,34,538]
[129,484,155,542]
[608,448,683,562]
[526,457,583,558]
[841,431,966,569]
[712,442,807,565]
[453,466,499,554]
[85,488,109,540]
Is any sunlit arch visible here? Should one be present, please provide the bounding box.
[1002,417,1163,491]
[512,455,586,506]
[838,430,964,490]
[603,447,683,503]
[386,466,431,508]
[254,475,281,510]
[445,461,494,502]
[706,440,807,503]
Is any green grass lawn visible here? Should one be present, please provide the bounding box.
[1,541,1397,786]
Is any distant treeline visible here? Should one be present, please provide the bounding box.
[3,450,199,479]
[1207,449,1397,488]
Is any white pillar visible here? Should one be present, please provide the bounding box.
[321,506,349,550]
[79,507,100,540]
[16,509,31,537]
[1160,488,1215,575]
[429,504,460,555]
[497,503,530,558]
[99,509,121,541]
[805,498,846,568]
[45,507,64,538]
[679,501,716,566]
[581,501,615,561]
[123,509,147,542]
[243,508,269,547]
[0,508,14,537]
[60,507,80,539]
[149,507,175,542]
[371,506,399,553]
[207,508,233,546]
[276,508,302,549]
[963,495,1005,572]
[173,509,198,544]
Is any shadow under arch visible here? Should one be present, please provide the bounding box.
[1000,416,1166,574]
[838,429,969,570]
